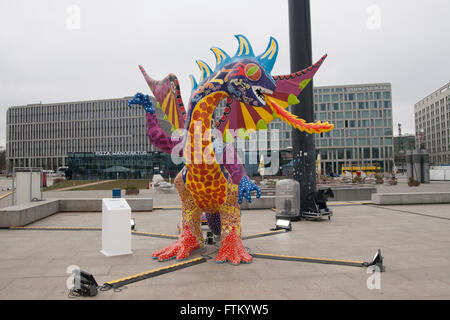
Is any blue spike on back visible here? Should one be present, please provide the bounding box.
[210,47,231,72]
[233,34,255,58]
[192,35,279,91]
[189,74,198,92]
[256,36,279,73]
[196,60,213,83]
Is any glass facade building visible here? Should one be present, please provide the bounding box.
[67,151,183,180]
[314,83,394,174]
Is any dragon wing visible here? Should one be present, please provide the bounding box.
[139,65,187,130]
[215,54,333,140]
[270,54,328,103]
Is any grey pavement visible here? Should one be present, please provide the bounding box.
[1,200,450,299]
[1,176,450,300]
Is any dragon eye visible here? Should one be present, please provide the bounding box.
[245,63,261,81]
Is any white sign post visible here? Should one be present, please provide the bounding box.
[101,198,132,257]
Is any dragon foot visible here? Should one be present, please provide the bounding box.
[216,227,252,265]
[152,225,203,262]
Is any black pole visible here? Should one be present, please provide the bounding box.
[288,0,317,213]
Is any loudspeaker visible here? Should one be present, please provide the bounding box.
[73,270,98,297]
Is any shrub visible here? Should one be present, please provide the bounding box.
[53,178,66,185]
[374,173,384,184]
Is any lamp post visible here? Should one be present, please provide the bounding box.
[288,0,317,213]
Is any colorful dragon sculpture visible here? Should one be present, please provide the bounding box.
[128,35,333,265]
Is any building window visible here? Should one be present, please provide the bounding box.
[372,137,379,145]
[372,148,380,158]
[346,149,353,159]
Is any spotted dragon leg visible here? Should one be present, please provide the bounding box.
[215,181,252,265]
[152,171,204,261]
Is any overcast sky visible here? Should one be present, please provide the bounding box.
[1,0,449,147]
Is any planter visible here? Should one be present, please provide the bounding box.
[408,181,420,187]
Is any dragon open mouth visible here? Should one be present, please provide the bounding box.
[253,86,273,106]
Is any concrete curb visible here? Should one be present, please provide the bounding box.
[0,198,153,228]
[372,192,450,205]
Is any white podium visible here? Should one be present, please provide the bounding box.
[100,198,132,257]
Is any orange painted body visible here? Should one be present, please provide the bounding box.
[184,92,228,212]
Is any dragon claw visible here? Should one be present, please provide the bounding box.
[152,225,202,262]
[216,227,252,265]
[128,92,155,114]
[238,176,261,204]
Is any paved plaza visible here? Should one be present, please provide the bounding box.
[0,176,450,299]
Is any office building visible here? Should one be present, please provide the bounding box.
[5,96,173,173]
[314,83,394,174]
[414,82,450,165]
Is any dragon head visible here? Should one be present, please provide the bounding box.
[190,35,279,107]
[223,58,276,107]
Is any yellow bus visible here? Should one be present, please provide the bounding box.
[341,166,381,175]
